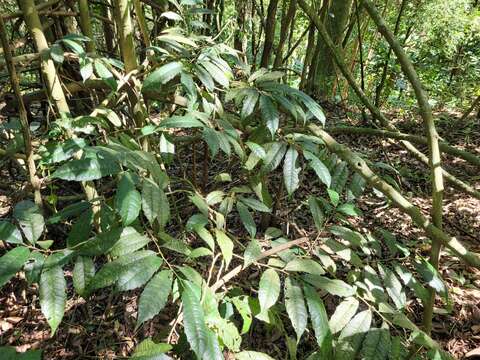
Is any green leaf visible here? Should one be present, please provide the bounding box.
[131,338,172,359]
[359,328,391,360]
[0,247,30,288]
[108,227,151,257]
[243,239,262,267]
[378,264,406,309]
[238,197,271,213]
[235,351,276,360]
[67,208,93,248]
[415,260,447,297]
[259,95,279,136]
[50,43,64,63]
[24,251,45,284]
[142,179,170,228]
[52,156,121,181]
[284,259,325,275]
[74,227,123,256]
[137,270,173,327]
[40,138,87,164]
[13,200,44,244]
[0,221,22,244]
[283,147,300,195]
[195,64,215,91]
[87,251,161,293]
[303,151,331,187]
[258,269,280,313]
[241,89,259,119]
[181,281,222,359]
[285,277,308,341]
[73,256,95,297]
[231,295,253,334]
[335,310,372,360]
[160,114,204,129]
[40,263,66,335]
[143,62,183,92]
[47,201,90,224]
[236,202,256,238]
[327,189,340,207]
[261,142,287,173]
[308,196,325,232]
[215,229,234,268]
[115,172,141,226]
[303,275,356,297]
[304,284,332,356]
[200,61,230,88]
[246,142,266,160]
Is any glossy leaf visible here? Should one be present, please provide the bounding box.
[0,247,30,288]
[137,270,173,327]
[285,277,308,340]
[13,200,44,244]
[40,263,66,335]
[258,269,280,313]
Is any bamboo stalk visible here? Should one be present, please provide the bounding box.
[309,124,480,269]
[0,15,42,207]
[362,0,444,333]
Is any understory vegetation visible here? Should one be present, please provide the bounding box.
[0,0,480,359]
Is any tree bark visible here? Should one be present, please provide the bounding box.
[0,15,42,207]
[273,0,297,68]
[78,0,96,53]
[260,0,279,68]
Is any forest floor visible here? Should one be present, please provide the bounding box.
[0,105,479,359]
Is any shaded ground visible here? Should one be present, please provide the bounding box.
[1,106,480,359]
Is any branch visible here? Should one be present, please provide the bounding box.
[309,124,480,269]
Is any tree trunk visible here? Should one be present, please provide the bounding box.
[260,0,279,68]
[273,0,297,68]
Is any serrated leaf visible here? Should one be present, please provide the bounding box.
[74,227,122,256]
[236,202,256,238]
[142,179,164,224]
[108,227,151,257]
[115,172,141,226]
[0,247,30,288]
[131,338,172,359]
[308,196,325,232]
[378,264,406,309]
[40,263,66,335]
[181,281,221,359]
[244,239,262,267]
[304,284,332,356]
[0,221,22,244]
[241,90,259,119]
[258,269,280,313]
[200,61,230,88]
[159,115,204,129]
[231,295,253,334]
[143,62,183,92]
[303,275,356,297]
[261,142,287,173]
[285,277,307,340]
[13,200,44,244]
[245,142,266,160]
[283,147,300,195]
[137,270,173,327]
[215,229,234,268]
[52,156,121,181]
[41,138,87,164]
[335,310,372,360]
[47,201,90,225]
[359,328,391,360]
[195,64,215,91]
[238,197,271,212]
[303,150,331,187]
[73,256,95,297]
[67,208,93,248]
[259,95,279,136]
[284,259,325,275]
[87,251,161,293]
